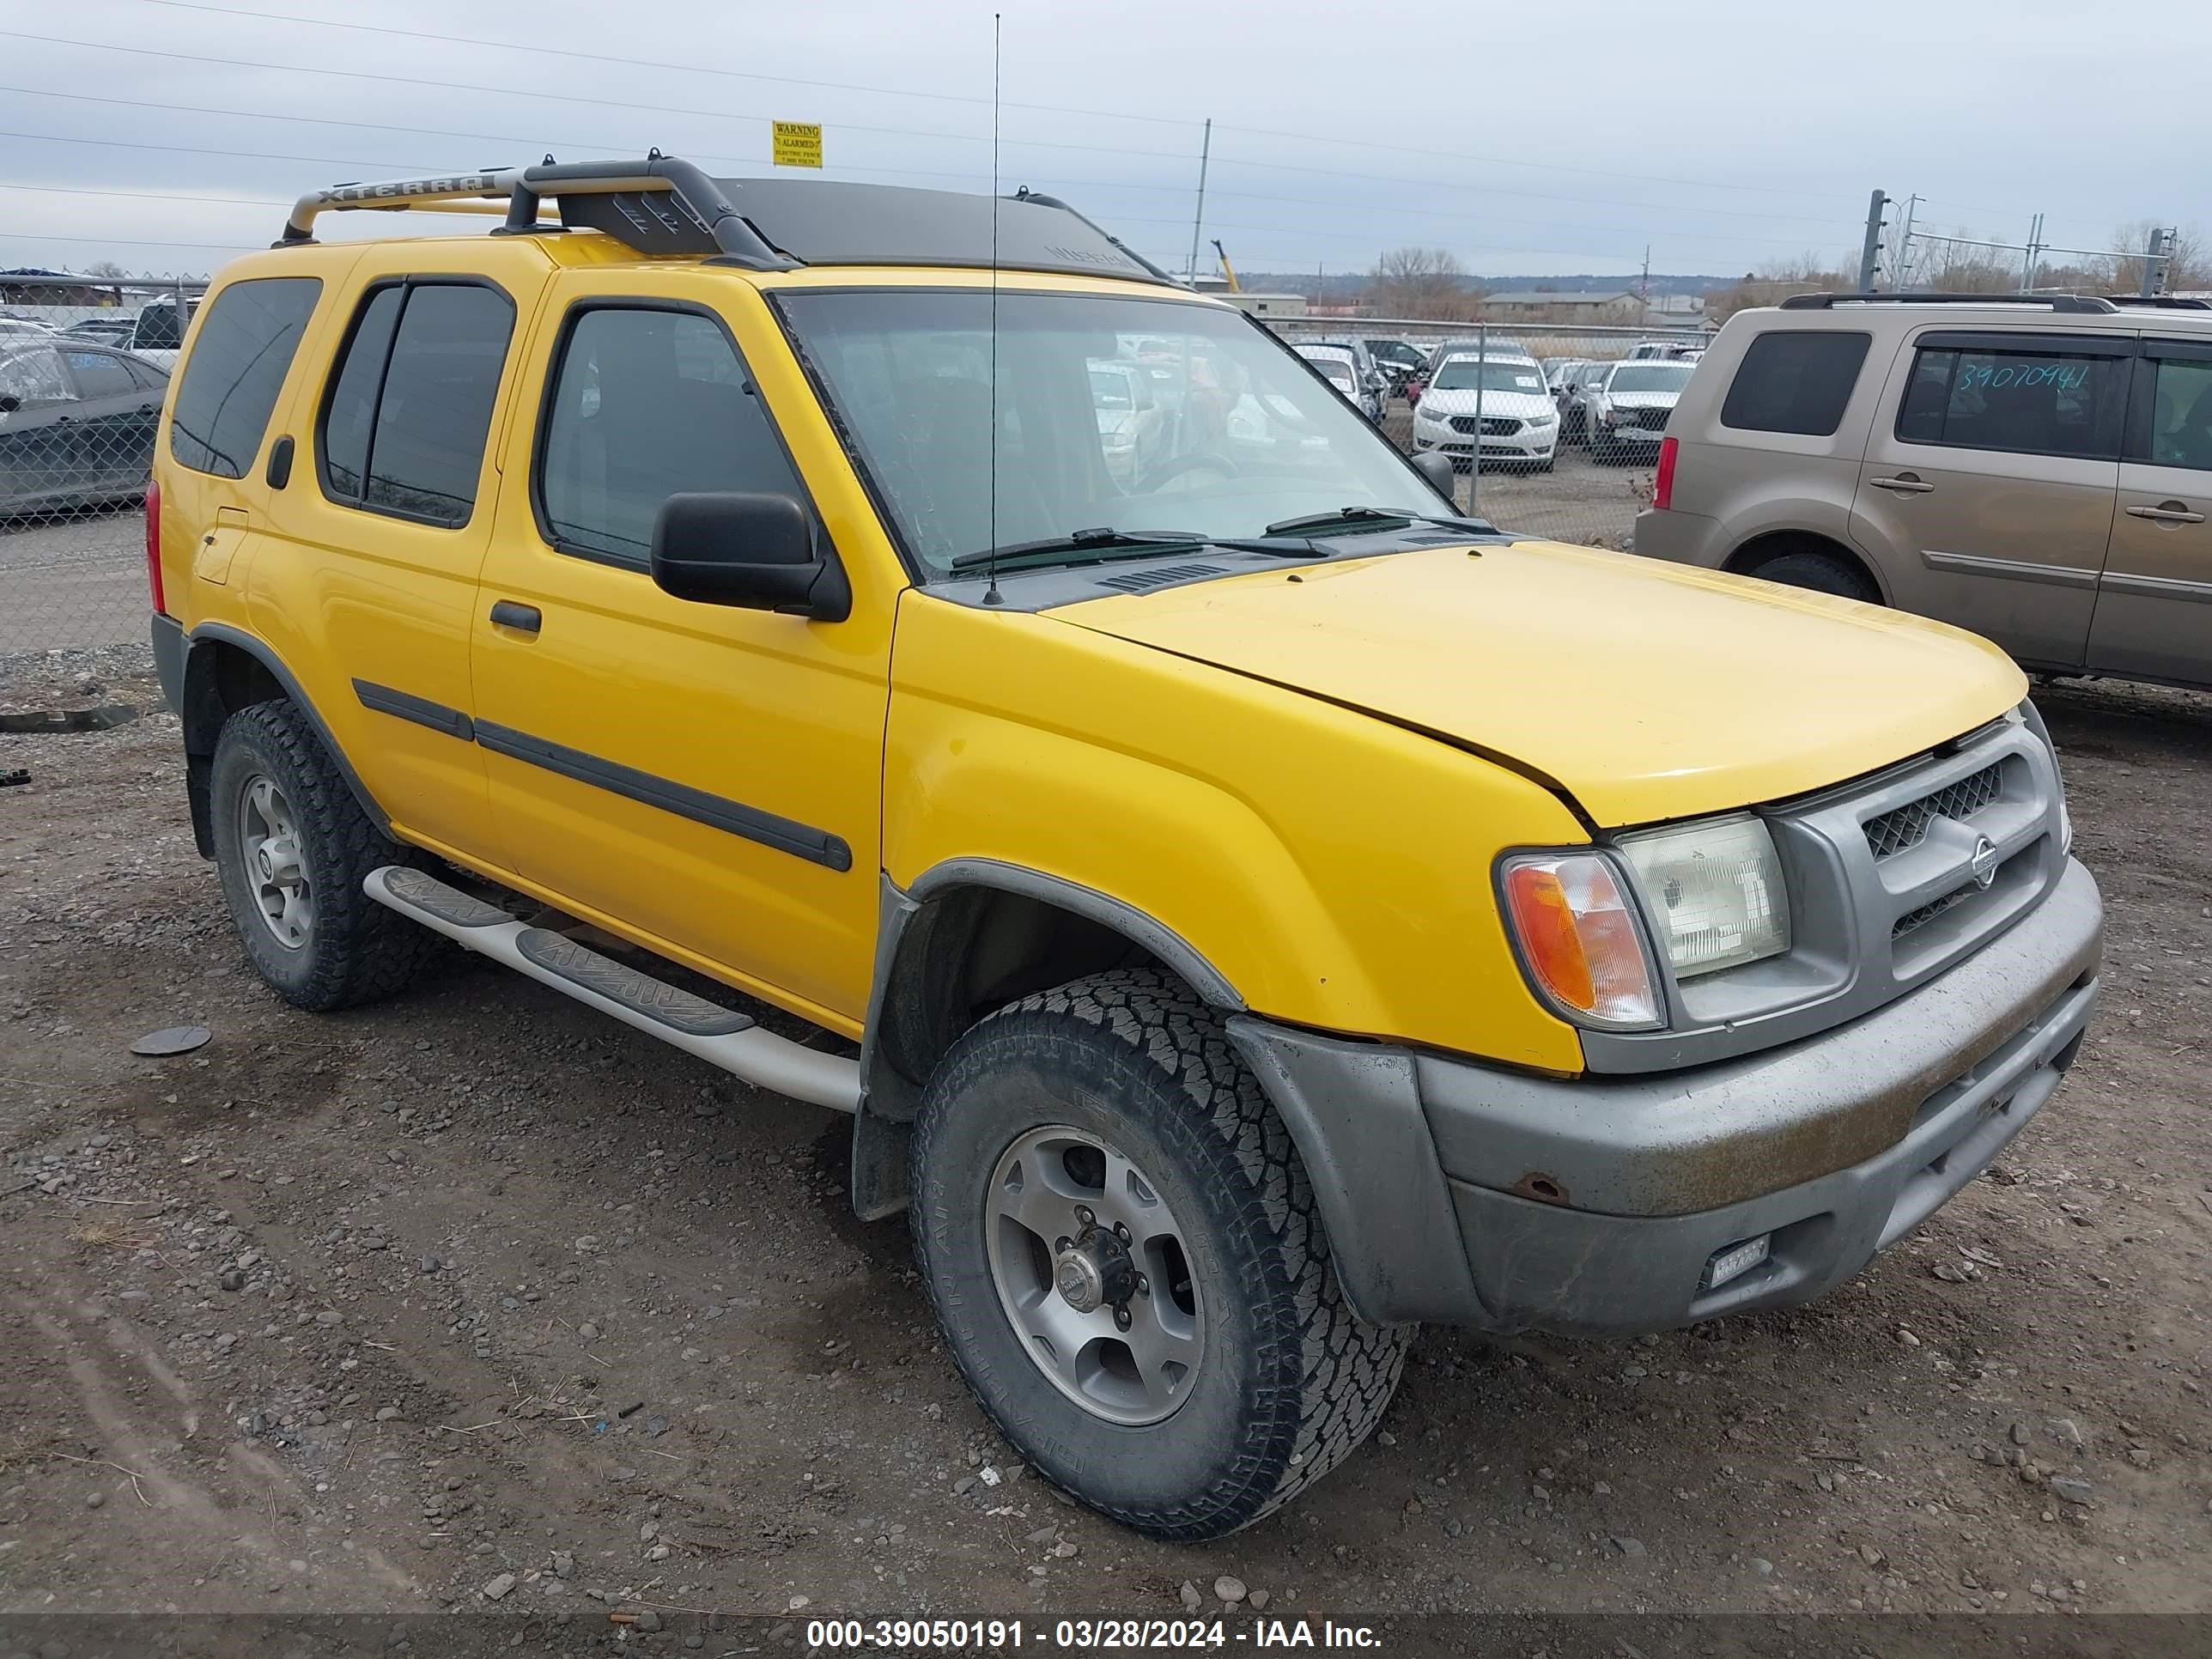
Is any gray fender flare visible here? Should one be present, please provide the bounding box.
[849,859,1243,1220]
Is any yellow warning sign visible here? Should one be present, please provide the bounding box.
[772,122,823,169]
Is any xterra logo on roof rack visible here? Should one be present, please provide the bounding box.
[313,175,506,207]
[1042,244,1135,269]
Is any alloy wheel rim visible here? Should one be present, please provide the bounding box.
[238,773,313,950]
[983,1124,1205,1426]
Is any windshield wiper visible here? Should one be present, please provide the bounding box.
[947,527,1210,573]
[1261,505,1495,538]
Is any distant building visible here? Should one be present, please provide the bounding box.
[1478,289,1644,324]
[1227,292,1309,319]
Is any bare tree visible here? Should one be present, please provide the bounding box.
[2102,221,2207,295]
[1370,247,1479,320]
[82,259,130,279]
[1705,254,1851,321]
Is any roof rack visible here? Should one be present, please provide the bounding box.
[276,153,1180,286]
[2103,295,2212,309]
[1779,291,2118,313]
[279,154,794,270]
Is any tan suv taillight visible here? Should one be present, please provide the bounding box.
[1652,436,1678,512]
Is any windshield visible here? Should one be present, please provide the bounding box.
[1306,356,1356,387]
[1608,362,1694,393]
[778,289,1438,574]
[1430,359,1547,394]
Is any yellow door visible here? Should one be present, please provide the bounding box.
[471,270,902,1035]
[241,244,552,864]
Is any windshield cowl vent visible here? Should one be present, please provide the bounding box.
[1093,563,1229,593]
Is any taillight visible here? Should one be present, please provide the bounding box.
[143,479,167,616]
[1652,435,1679,512]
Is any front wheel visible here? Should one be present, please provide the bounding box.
[909,969,1409,1540]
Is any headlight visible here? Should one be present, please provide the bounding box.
[1417,404,1450,424]
[1500,853,1662,1030]
[1528,410,1556,427]
[1618,815,1790,979]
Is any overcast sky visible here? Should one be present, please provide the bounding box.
[0,0,2201,284]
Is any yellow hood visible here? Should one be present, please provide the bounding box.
[1054,539,2027,827]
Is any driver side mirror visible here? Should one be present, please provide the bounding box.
[0,394,19,415]
[1412,450,1457,498]
[650,492,852,623]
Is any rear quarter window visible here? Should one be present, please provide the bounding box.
[1719,330,1870,436]
[168,276,321,477]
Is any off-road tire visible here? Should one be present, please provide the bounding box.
[910,968,1410,1540]
[210,699,441,1012]
[1744,546,1881,604]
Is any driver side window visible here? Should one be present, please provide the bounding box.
[536,304,811,567]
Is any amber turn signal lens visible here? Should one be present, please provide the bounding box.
[1502,854,1662,1030]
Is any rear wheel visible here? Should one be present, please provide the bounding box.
[1743,545,1881,604]
[210,700,441,1012]
[910,969,1408,1540]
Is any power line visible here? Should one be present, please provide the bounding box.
[110,0,1865,210]
[118,0,1200,131]
[0,30,1199,164]
[0,120,1848,255]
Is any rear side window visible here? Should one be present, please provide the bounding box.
[2134,347,2212,473]
[535,305,810,565]
[1720,331,1869,436]
[1895,337,2128,461]
[316,281,514,527]
[169,276,320,477]
[62,349,137,400]
[0,345,70,409]
[133,303,184,351]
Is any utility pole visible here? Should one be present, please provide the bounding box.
[2141,226,2168,299]
[1639,244,1650,313]
[2019,213,2045,293]
[1893,194,1919,290]
[1185,118,1212,283]
[1856,190,1888,290]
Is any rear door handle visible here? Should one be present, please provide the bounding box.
[488,600,542,634]
[2125,501,2204,525]
[1869,476,1936,494]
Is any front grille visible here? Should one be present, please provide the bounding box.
[1893,883,1977,939]
[1632,408,1669,430]
[1092,562,1226,593]
[1451,415,1522,436]
[1864,762,2002,859]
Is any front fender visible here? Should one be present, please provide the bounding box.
[881,593,1588,1072]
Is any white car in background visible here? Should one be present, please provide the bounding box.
[1410,353,1558,471]
[1585,357,1696,465]
[1293,343,1384,422]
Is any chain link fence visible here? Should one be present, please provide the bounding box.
[1264,316,1712,549]
[1,274,203,676]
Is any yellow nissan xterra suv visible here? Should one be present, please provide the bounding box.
[148,156,2104,1540]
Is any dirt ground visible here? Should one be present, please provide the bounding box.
[2,645,2208,1638]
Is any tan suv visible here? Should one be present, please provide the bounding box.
[1634,293,2212,689]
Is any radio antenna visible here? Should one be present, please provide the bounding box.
[982,11,1005,606]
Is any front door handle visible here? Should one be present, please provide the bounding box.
[2125,501,2204,525]
[1869,475,1936,494]
[488,600,542,634]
